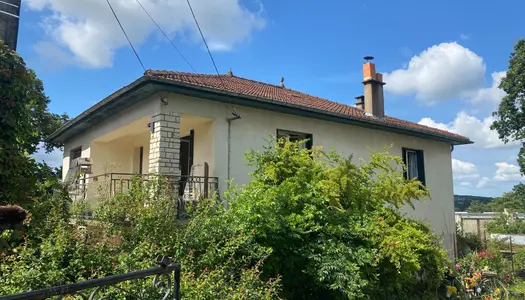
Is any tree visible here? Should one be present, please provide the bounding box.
[491,39,525,175]
[0,40,68,205]
[467,200,490,213]
[489,182,525,212]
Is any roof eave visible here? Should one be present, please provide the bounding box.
[47,76,151,144]
[48,76,473,146]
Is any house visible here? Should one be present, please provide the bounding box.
[48,60,472,257]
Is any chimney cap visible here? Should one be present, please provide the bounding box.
[363,56,375,62]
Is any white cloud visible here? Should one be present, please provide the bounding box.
[32,148,64,168]
[460,33,470,40]
[383,42,486,103]
[470,71,506,105]
[32,41,74,69]
[493,162,525,182]
[383,42,507,106]
[26,0,266,68]
[476,177,491,189]
[460,181,472,187]
[419,111,520,149]
[452,158,479,180]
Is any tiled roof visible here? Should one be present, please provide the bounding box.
[145,70,471,144]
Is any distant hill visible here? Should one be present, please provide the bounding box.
[454,195,493,211]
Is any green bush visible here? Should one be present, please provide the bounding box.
[456,225,483,257]
[223,140,448,299]
[0,139,450,299]
[486,213,525,234]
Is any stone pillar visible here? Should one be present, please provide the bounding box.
[148,112,181,176]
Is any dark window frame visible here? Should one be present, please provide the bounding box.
[139,146,144,174]
[276,129,313,150]
[70,146,82,165]
[401,147,426,186]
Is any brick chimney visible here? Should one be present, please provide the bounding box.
[362,57,385,117]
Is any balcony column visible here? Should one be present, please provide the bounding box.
[148,112,181,176]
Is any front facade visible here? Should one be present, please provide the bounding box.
[49,61,472,257]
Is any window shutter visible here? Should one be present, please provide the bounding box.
[416,150,426,186]
[306,134,313,150]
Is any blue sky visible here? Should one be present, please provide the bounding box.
[20,0,524,197]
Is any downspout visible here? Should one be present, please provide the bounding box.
[227,112,242,190]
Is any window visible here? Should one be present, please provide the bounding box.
[276,129,313,150]
[70,146,82,161]
[402,148,426,186]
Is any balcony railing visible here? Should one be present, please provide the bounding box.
[68,172,219,215]
[0,256,181,300]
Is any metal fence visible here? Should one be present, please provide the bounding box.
[71,173,219,199]
[0,256,181,300]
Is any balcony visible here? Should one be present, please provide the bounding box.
[69,171,219,218]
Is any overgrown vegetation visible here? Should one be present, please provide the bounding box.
[0,40,68,209]
[486,213,525,235]
[456,226,483,257]
[0,139,450,299]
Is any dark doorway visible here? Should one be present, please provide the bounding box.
[179,130,194,195]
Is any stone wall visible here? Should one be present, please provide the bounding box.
[148,112,181,175]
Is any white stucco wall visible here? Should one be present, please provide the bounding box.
[192,121,215,176]
[163,93,457,255]
[62,97,160,179]
[62,92,457,255]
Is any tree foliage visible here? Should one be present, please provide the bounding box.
[467,183,525,213]
[0,140,450,299]
[491,39,525,175]
[0,40,68,206]
[466,200,491,213]
[489,183,525,213]
[230,140,447,299]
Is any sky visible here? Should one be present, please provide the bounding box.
[19,0,524,197]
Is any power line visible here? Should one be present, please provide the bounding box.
[185,0,238,116]
[185,0,221,77]
[106,0,146,72]
[135,0,197,73]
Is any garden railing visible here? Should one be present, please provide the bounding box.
[0,256,181,300]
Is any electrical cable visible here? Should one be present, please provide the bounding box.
[106,0,146,72]
[185,0,221,77]
[185,0,239,116]
[135,0,197,73]
[107,0,166,104]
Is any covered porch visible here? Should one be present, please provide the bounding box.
[67,112,220,208]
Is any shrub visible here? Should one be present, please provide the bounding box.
[0,139,450,299]
[456,225,483,258]
[225,139,448,299]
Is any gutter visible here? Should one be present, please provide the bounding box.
[48,76,473,146]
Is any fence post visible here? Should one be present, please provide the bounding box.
[204,162,209,199]
[510,237,515,272]
[110,173,113,196]
[173,267,181,300]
